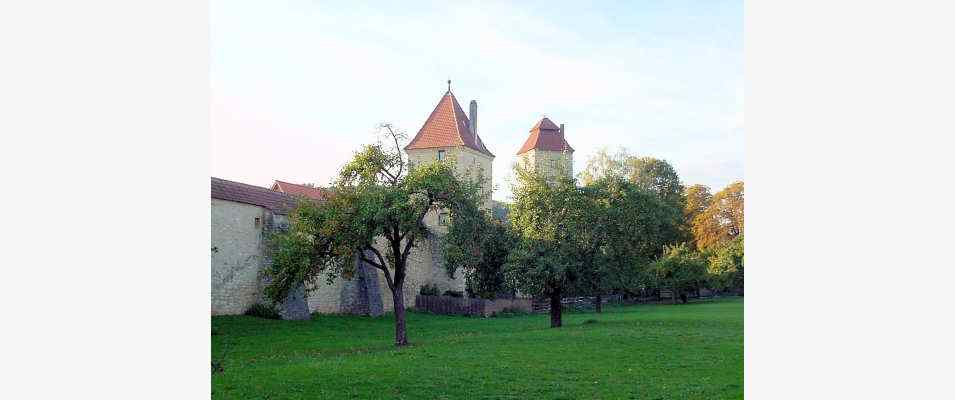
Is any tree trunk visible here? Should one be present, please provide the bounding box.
[391,285,408,346]
[594,294,603,313]
[549,290,562,328]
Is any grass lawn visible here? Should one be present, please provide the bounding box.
[212,297,742,399]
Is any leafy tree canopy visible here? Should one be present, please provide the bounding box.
[443,200,514,299]
[578,147,686,213]
[684,184,713,226]
[263,124,480,346]
[705,235,744,292]
[692,181,744,250]
[649,243,708,303]
[574,176,683,308]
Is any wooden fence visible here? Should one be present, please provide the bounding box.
[414,295,483,316]
[414,295,532,317]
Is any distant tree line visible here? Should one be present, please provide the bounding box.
[447,147,744,327]
[263,129,744,346]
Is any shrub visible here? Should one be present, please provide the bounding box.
[706,236,744,292]
[649,244,708,304]
[244,303,281,320]
[443,290,464,298]
[419,283,440,296]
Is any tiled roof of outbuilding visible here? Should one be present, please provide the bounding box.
[271,180,331,201]
[211,177,295,214]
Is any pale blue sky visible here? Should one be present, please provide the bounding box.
[211,0,743,201]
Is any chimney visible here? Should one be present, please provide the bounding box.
[469,100,478,141]
[559,123,565,137]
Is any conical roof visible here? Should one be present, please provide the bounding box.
[405,91,494,157]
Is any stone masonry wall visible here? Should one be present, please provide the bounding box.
[519,149,573,181]
[219,146,486,317]
[306,235,465,315]
[211,199,269,315]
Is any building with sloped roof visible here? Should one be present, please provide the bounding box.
[270,180,331,202]
[211,85,572,318]
[517,117,574,181]
[405,87,495,208]
[210,178,303,317]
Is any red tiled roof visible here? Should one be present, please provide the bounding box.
[405,91,494,157]
[271,180,330,201]
[516,117,574,155]
[211,177,295,214]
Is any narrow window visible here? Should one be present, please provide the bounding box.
[438,212,450,226]
[254,217,262,228]
[437,150,446,161]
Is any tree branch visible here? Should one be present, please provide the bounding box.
[401,233,415,261]
[361,248,395,290]
[386,124,404,181]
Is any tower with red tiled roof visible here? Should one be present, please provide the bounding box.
[405,85,494,210]
[516,117,574,180]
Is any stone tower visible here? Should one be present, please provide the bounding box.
[404,88,495,216]
[400,86,495,298]
[516,117,574,180]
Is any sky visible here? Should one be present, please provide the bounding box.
[211,0,743,202]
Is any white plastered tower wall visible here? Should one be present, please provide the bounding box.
[516,118,575,181]
[518,148,573,181]
[407,146,495,209]
[402,145,495,299]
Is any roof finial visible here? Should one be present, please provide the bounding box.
[447,79,451,93]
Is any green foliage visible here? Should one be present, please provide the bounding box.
[442,290,463,298]
[505,165,684,318]
[706,236,744,291]
[263,124,482,345]
[504,167,582,299]
[577,176,684,299]
[444,199,515,299]
[625,157,686,212]
[212,298,744,399]
[265,130,476,302]
[649,244,709,299]
[243,303,281,320]
[578,147,686,212]
[578,146,631,186]
[419,283,440,296]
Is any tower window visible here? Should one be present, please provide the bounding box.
[437,150,446,161]
[438,212,450,226]
[254,217,262,228]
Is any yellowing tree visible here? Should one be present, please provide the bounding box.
[692,181,744,249]
[684,184,712,224]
